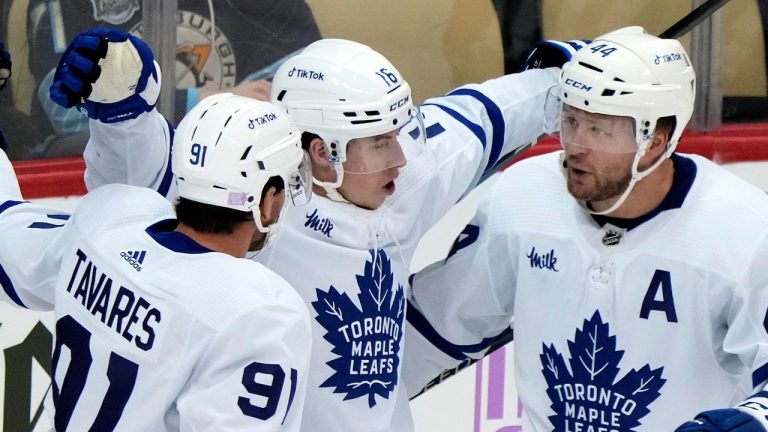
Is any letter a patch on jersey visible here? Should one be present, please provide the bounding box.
[311,249,405,407]
[540,311,666,431]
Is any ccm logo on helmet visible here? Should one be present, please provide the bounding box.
[390,96,410,112]
[565,78,592,92]
[287,67,325,80]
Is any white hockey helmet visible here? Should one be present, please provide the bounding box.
[173,93,312,232]
[556,26,696,215]
[559,26,695,157]
[270,39,421,192]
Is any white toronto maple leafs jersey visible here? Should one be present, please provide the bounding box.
[84,68,559,431]
[0,184,311,431]
[405,151,768,431]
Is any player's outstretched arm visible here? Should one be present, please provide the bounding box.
[410,38,586,226]
[403,186,517,396]
[0,163,71,310]
[49,28,175,198]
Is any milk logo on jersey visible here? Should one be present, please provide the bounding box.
[311,249,405,407]
[527,246,559,272]
[540,311,665,431]
[120,250,146,272]
[131,10,236,90]
[91,0,139,25]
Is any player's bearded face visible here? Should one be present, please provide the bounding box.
[560,106,637,203]
[564,151,634,203]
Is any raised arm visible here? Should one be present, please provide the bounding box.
[49,28,176,198]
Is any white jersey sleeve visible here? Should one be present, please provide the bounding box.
[403,175,518,395]
[85,110,177,199]
[0,195,70,311]
[178,281,311,431]
[393,68,558,231]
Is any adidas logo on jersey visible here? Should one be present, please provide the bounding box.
[120,250,146,272]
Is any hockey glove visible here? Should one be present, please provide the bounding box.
[49,27,161,123]
[675,409,765,432]
[522,39,591,71]
[0,42,10,92]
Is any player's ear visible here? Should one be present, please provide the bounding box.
[647,125,671,160]
[307,136,335,182]
[259,184,285,228]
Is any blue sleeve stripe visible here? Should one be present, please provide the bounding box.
[406,299,512,361]
[444,88,506,174]
[0,200,24,216]
[156,120,175,198]
[422,102,486,151]
[406,300,467,361]
[0,262,26,309]
[28,222,65,229]
[46,214,70,221]
[753,362,768,388]
[426,122,445,138]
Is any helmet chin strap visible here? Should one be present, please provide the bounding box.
[573,143,669,216]
[312,162,351,204]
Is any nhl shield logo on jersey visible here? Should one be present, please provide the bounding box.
[540,311,665,431]
[311,249,405,407]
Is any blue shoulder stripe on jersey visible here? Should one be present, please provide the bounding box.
[426,122,445,138]
[444,88,505,173]
[406,299,511,361]
[146,219,213,254]
[0,200,25,215]
[423,102,487,154]
[0,262,26,309]
[753,362,768,388]
[156,120,175,198]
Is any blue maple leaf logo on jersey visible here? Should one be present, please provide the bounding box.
[540,311,665,431]
[311,249,405,408]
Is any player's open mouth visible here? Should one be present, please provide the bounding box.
[569,165,589,177]
[384,180,396,195]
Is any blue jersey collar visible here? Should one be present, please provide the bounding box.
[146,219,214,254]
[591,154,696,230]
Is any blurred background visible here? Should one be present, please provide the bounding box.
[0,0,764,161]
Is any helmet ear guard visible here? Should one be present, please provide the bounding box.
[173,93,312,232]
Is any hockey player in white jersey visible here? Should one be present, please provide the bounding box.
[0,37,315,429]
[47,27,575,431]
[405,26,768,431]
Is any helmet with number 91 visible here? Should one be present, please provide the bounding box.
[173,93,312,232]
[270,38,424,194]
